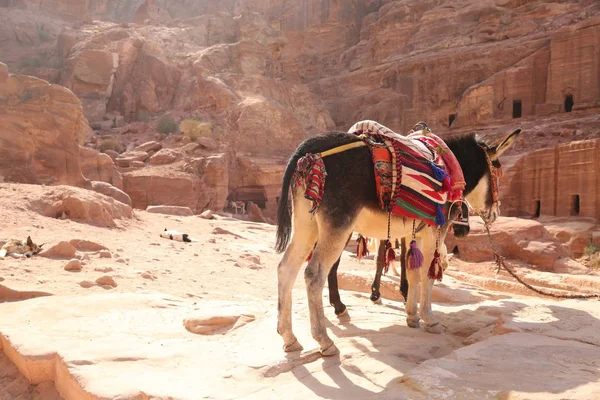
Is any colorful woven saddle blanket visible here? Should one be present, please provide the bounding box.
[348,120,465,227]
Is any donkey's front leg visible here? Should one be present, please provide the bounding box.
[305,229,351,356]
[405,263,421,328]
[418,241,444,334]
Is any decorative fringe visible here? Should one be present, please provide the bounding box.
[442,174,452,193]
[295,153,327,215]
[406,240,424,270]
[383,240,396,274]
[428,249,443,281]
[430,162,446,182]
[356,235,369,261]
[435,203,446,226]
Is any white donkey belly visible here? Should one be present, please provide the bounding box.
[353,207,435,241]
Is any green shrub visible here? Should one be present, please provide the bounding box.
[98,136,124,154]
[136,111,150,122]
[37,25,52,42]
[584,244,599,256]
[157,115,179,134]
[179,119,212,142]
[19,56,44,69]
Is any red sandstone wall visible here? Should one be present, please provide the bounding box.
[503,139,600,220]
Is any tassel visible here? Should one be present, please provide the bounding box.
[356,235,368,261]
[383,240,395,274]
[430,163,446,182]
[406,240,424,270]
[442,174,452,193]
[428,249,443,281]
[435,203,446,226]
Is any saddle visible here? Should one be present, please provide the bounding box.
[347,120,465,227]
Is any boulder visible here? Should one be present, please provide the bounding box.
[116,151,149,163]
[90,181,132,207]
[446,217,570,271]
[23,184,132,228]
[64,259,83,272]
[146,205,194,216]
[124,155,228,213]
[69,240,107,252]
[147,148,181,165]
[246,202,267,223]
[39,242,77,260]
[196,137,217,150]
[134,141,162,153]
[0,70,88,186]
[80,147,123,189]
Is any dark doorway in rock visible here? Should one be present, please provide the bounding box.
[512,100,522,118]
[276,196,280,205]
[228,186,268,209]
[564,94,574,112]
[451,245,459,256]
[448,114,456,127]
[571,194,580,216]
[534,200,541,218]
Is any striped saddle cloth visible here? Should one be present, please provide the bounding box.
[348,120,463,227]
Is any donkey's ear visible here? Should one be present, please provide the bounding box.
[26,236,33,246]
[489,128,521,159]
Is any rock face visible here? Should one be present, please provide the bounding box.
[123,154,228,213]
[0,65,88,186]
[502,139,600,220]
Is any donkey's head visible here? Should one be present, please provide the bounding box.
[448,128,521,224]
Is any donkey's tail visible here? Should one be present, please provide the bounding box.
[275,152,301,253]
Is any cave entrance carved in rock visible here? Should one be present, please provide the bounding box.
[228,186,268,209]
[565,94,574,112]
[512,100,522,118]
[571,194,580,216]
[534,200,541,218]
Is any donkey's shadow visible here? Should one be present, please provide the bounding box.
[286,295,600,399]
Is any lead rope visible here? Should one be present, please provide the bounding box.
[472,208,599,300]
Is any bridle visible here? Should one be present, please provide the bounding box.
[479,146,502,224]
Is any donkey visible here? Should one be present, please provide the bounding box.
[275,128,520,355]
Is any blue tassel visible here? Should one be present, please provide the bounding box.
[435,204,446,226]
[430,163,446,182]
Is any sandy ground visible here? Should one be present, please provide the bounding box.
[1,186,599,399]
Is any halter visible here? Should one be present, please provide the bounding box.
[483,148,501,207]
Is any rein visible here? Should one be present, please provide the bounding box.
[470,208,599,300]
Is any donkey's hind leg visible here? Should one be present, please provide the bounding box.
[277,211,318,352]
[305,224,353,356]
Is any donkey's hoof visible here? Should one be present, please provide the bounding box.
[371,297,382,305]
[406,318,420,328]
[320,343,340,357]
[283,339,304,352]
[424,322,444,334]
[336,308,349,319]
